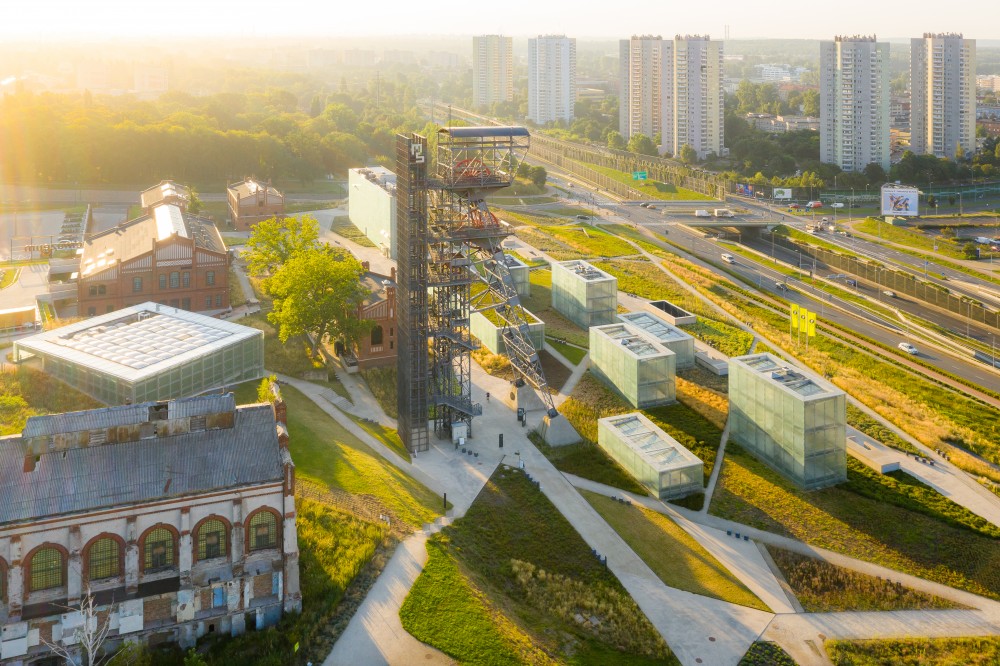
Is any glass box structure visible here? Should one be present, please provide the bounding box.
[618,311,695,368]
[551,260,617,328]
[590,323,676,408]
[13,303,264,405]
[729,353,847,490]
[598,413,703,499]
[470,308,544,355]
[503,254,531,297]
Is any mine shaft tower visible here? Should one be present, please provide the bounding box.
[396,126,559,453]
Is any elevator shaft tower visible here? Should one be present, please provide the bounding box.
[396,127,558,453]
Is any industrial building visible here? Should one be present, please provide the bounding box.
[598,413,703,499]
[0,390,300,661]
[471,307,545,356]
[910,33,976,159]
[341,265,398,372]
[590,323,676,408]
[13,303,264,405]
[227,179,285,231]
[820,36,891,172]
[348,167,397,259]
[618,311,695,368]
[551,260,617,329]
[77,203,230,317]
[729,353,847,490]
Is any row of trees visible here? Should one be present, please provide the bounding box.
[0,77,432,185]
[732,80,819,118]
[244,216,371,355]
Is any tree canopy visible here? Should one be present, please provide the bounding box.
[244,215,321,278]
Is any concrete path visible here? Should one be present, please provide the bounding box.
[322,531,456,666]
[0,262,49,311]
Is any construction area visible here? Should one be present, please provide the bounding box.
[394,126,578,454]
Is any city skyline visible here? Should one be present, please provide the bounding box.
[1,0,996,41]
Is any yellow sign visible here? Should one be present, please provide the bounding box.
[807,311,817,337]
[790,304,800,330]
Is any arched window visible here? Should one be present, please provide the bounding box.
[196,519,228,561]
[247,511,278,552]
[87,537,121,581]
[97,284,107,295]
[142,526,176,572]
[371,325,384,346]
[29,547,64,592]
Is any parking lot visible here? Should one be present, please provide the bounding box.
[0,210,70,261]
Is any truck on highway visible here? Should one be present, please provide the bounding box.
[975,237,992,245]
[713,209,735,218]
[694,209,712,217]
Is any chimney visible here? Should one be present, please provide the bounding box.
[23,454,35,473]
[269,381,287,425]
[390,266,396,281]
[276,423,290,449]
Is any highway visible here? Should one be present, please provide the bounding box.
[537,169,1000,397]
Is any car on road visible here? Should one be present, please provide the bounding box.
[575,214,590,220]
[806,201,823,209]
[721,253,735,264]
[882,290,896,298]
[640,202,650,208]
[775,282,788,291]
[846,279,857,286]
[898,342,919,355]
[831,203,845,208]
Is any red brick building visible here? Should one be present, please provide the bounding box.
[227,179,285,231]
[139,180,190,215]
[339,263,397,371]
[77,204,229,317]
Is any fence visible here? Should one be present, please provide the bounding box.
[296,479,412,538]
[779,236,1000,332]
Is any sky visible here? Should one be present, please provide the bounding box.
[1,0,993,41]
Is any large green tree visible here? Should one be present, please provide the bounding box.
[266,244,371,355]
[626,133,658,156]
[244,215,320,278]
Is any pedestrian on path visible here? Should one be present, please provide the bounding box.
[486,392,490,402]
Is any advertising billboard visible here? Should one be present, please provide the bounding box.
[881,185,920,217]
[773,188,792,200]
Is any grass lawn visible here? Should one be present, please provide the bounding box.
[284,201,340,215]
[227,268,246,306]
[583,490,769,611]
[681,317,754,358]
[240,312,329,380]
[579,162,714,201]
[522,268,590,348]
[541,224,637,257]
[202,497,390,666]
[349,414,410,462]
[495,208,568,227]
[766,547,960,612]
[235,382,440,528]
[515,225,581,260]
[405,468,677,665]
[846,404,920,455]
[855,218,966,260]
[547,336,587,365]
[0,268,20,290]
[826,637,1000,666]
[330,216,377,247]
[0,366,102,436]
[710,445,1000,600]
[400,540,551,666]
[360,366,398,419]
[739,642,798,666]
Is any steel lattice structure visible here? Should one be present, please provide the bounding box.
[396,127,557,453]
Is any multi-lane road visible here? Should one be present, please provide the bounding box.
[537,169,1000,397]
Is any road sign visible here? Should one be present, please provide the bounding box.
[632,171,647,181]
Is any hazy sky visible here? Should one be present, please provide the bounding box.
[2,0,991,41]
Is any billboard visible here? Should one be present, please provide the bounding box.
[736,184,755,196]
[773,188,792,200]
[881,184,920,217]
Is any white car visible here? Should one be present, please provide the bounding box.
[898,342,919,355]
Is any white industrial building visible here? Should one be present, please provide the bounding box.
[910,33,976,159]
[348,167,397,259]
[598,413,703,499]
[820,36,890,172]
[528,35,576,125]
[618,311,695,368]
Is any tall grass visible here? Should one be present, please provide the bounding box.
[360,366,398,418]
[826,637,1000,666]
[0,366,102,435]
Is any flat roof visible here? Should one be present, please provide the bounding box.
[601,412,702,472]
[732,353,842,399]
[350,167,397,193]
[14,303,262,383]
[555,260,615,282]
[618,312,691,344]
[592,323,673,359]
[439,126,530,139]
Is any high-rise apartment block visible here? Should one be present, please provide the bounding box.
[820,36,890,172]
[662,36,725,159]
[528,35,576,125]
[619,35,724,158]
[473,35,513,108]
[619,36,664,141]
[910,33,976,159]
